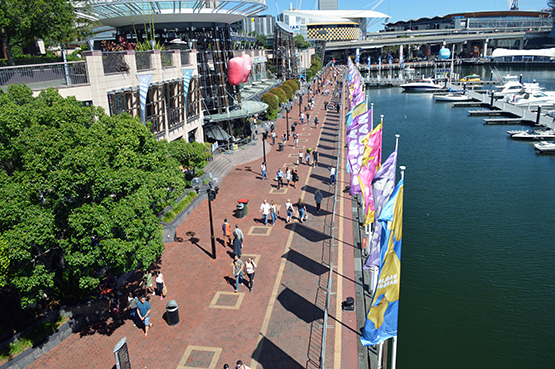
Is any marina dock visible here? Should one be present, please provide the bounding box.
[464,91,555,129]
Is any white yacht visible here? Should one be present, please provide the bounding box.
[496,81,543,97]
[434,91,471,102]
[534,141,555,153]
[510,129,555,140]
[508,90,555,107]
[400,78,444,92]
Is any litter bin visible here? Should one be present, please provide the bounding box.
[238,199,249,216]
[236,203,244,219]
[166,300,179,326]
[278,142,284,151]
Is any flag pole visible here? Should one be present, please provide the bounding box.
[390,165,405,369]
[395,134,400,152]
[371,103,374,130]
[377,341,384,369]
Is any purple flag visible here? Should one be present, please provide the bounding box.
[351,90,365,110]
[363,150,398,270]
[346,110,372,195]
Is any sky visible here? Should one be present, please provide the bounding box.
[265,0,551,31]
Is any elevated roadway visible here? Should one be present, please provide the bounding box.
[325,29,547,51]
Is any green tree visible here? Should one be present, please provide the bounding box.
[0,0,91,66]
[294,35,310,49]
[261,93,279,111]
[166,140,212,174]
[279,84,293,100]
[255,33,268,49]
[0,85,185,307]
[270,87,287,105]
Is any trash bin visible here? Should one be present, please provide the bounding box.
[166,300,179,326]
[278,142,284,151]
[236,203,244,219]
[238,199,249,216]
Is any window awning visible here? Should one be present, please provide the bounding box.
[203,100,268,122]
[204,124,231,141]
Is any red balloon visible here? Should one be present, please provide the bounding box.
[228,57,244,86]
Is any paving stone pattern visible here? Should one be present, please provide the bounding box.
[25,70,362,369]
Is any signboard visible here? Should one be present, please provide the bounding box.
[114,337,131,369]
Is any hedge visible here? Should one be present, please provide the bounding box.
[279,84,293,101]
[261,92,279,111]
[270,88,287,105]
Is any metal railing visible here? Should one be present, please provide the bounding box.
[0,61,88,90]
[102,52,129,74]
[181,50,192,66]
[135,51,151,70]
[161,51,174,68]
[320,67,343,369]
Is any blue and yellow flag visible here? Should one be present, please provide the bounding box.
[361,178,404,346]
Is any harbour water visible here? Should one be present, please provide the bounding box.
[366,69,555,368]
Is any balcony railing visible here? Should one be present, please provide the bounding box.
[136,51,152,70]
[161,51,174,68]
[181,50,192,66]
[102,52,129,74]
[0,61,88,90]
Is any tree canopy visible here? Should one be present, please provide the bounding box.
[0,0,91,65]
[0,85,185,307]
[294,35,311,49]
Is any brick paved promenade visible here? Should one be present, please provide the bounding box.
[26,70,363,369]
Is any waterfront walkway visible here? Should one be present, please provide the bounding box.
[26,72,363,369]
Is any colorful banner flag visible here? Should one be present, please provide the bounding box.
[139,74,153,125]
[351,91,365,111]
[183,69,194,117]
[358,123,383,226]
[364,151,398,270]
[352,100,367,120]
[346,110,372,195]
[361,178,404,346]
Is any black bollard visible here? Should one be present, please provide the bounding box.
[536,106,542,126]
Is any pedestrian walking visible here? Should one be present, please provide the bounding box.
[297,149,303,165]
[293,133,298,147]
[282,132,287,142]
[270,200,278,224]
[330,166,336,186]
[137,296,153,338]
[285,199,294,223]
[314,117,319,128]
[276,168,284,190]
[324,101,328,110]
[305,149,311,166]
[312,149,318,167]
[307,113,310,125]
[291,168,299,188]
[233,232,243,257]
[245,257,257,293]
[140,270,154,296]
[232,255,244,293]
[222,218,232,247]
[314,189,323,214]
[261,162,268,180]
[300,112,305,124]
[336,104,340,113]
[235,360,251,369]
[127,292,139,326]
[155,271,165,300]
[295,198,307,222]
[233,225,244,244]
[271,131,276,145]
[260,200,271,226]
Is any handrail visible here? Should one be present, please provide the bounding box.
[0,60,85,71]
[320,66,344,369]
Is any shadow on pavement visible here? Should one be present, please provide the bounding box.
[252,335,304,369]
[285,249,327,277]
[284,222,330,243]
[277,287,323,324]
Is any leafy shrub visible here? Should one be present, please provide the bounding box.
[265,108,278,120]
[270,88,287,105]
[285,80,299,92]
[261,92,279,111]
[279,84,293,101]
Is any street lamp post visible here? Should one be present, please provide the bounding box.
[192,173,221,259]
[285,105,291,140]
[261,122,269,166]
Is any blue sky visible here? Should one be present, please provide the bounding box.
[266,0,551,31]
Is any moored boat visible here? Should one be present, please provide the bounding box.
[510,129,555,140]
[460,74,481,82]
[534,140,555,153]
[433,91,471,102]
[400,78,444,92]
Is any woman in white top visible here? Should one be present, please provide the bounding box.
[155,271,165,300]
[286,167,292,187]
[245,257,258,292]
[285,199,294,223]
